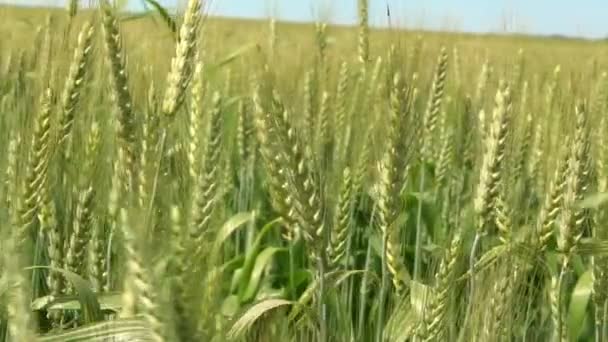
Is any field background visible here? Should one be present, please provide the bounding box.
[1,1,608,341]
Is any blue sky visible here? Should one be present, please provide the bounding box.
[5,0,608,39]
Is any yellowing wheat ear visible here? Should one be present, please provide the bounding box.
[59,21,94,147]
[5,2,608,341]
[358,0,369,65]
[101,2,137,188]
[162,0,202,118]
[67,0,78,19]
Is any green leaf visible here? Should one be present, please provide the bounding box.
[577,238,608,256]
[228,299,293,339]
[222,295,241,317]
[120,12,154,23]
[27,266,102,323]
[257,284,287,301]
[230,268,243,294]
[578,192,608,209]
[410,281,431,316]
[214,211,256,253]
[209,44,258,71]
[568,270,592,340]
[289,270,370,322]
[385,296,417,342]
[236,218,282,299]
[0,276,12,299]
[32,292,122,313]
[241,247,288,303]
[142,0,177,38]
[291,269,312,289]
[457,244,507,281]
[38,317,153,341]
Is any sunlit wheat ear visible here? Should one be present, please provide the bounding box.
[101,1,136,185]
[252,86,299,240]
[257,89,329,338]
[4,134,20,217]
[593,208,608,338]
[406,35,423,74]
[89,217,105,292]
[528,116,545,192]
[593,86,608,335]
[115,210,140,313]
[65,186,95,281]
[474,59,490,108]
[268,18,277,61]
[315,22,328,64]
[452,46,461,87]
[82,122,105,292]
[421,46,448,161]
[236,99,255,168]
[494,190,513,244]
[17,87,53,252]
[4,236,36,342]
[512,85,531,183]
[190,92,223,260]
[536,144,569,251]
[474,83,511,235]
[138,81,162,209]
[365,56,384,109]
[546,65,561,112]
[67,0,77,19]
[357,0,369,65]
[510,48,525,87]
[557,103,590,258]
[58,21,94,147]
[274,92,324,247]
[329,167,353,267]
[38,14,53,88]
[162,0,201,118]
[419,232,462,341]
[105,148,129,292]
[39,178,63,326]
[302,69,317,143]
[333,61,349,161]
[188,62,206,181]
[377,73,416,294]
[435,95,453,186]
[483,262,516,341]
[169,205,194,341]
[223,66,233,96]
[435,127,454,188]
[316,91,331,159]
[553,103,590,341]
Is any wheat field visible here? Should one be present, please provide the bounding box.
[1,1,608,341]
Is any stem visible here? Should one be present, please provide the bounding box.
[600,300,608,341]
[596,302,603,342]
[357,242,373,341]
[344,220,354,314]
[289,239,296,300]
[556,260,569,342]
[318,254,327,342]
[413,165,426,281]
[105,224,114,291]
[145,129,167,240]
[377,227,389,342]
[459,232,481,341]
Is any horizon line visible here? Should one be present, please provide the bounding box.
[0,1,602,42]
